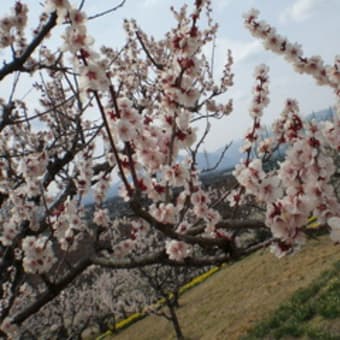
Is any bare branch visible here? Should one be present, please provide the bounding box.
[87,0,127,20]
[201,141,232,173]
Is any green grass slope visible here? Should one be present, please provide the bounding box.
[243,260,340,339]
[109,237,340,340]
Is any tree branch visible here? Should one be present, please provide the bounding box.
[12,258,91,325]
[87,0,127,20]
[0,12,58,81]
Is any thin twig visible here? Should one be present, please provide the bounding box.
[202,141,232,173]
[87,0,127,20]
[135,31,164,70]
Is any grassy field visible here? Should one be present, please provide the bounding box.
[244,260,340,339]
[104,236,340,340]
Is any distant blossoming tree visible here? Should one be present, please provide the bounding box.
[0,0,339,338]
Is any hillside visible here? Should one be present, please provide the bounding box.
[107,237,340,340]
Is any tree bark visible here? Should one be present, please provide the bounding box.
[166,300,184,340]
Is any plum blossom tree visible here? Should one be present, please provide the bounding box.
[235,9,340,256]
[137,264,206,340]
[21,267,149,339]
[0,0,339,338]
[138,265,185,340]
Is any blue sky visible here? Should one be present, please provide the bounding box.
[1,0,339,151]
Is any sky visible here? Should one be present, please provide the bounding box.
[1,0,339,151]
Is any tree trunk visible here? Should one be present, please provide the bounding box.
[173,291,180,308]
[166,300,184,340]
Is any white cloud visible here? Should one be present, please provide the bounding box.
[236,40,262,63]
[214,38,262,65]
[142,0,159,8]
[215,0,233,10]
[280,0,336,23]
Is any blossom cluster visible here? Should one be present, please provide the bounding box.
[165,240,192,261]
[76,0,229,258]
[51,198,87,251]
[236,96,340,255]
[0,1,28,49]
[22,236,56,274]
[243,9,340,149]
[230,9,340,255]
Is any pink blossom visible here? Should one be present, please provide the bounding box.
[165,240,191,261]
[116,119,137,142]
[22,236,56,274]
[45,0,71,24]
[149,203,177,224]
[93,209,110,228]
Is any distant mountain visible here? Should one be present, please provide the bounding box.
[195,139,243,172]
[83,106,335,204]
[83,142,243,205]
[82,182,120,205]
[305,106,335,122]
